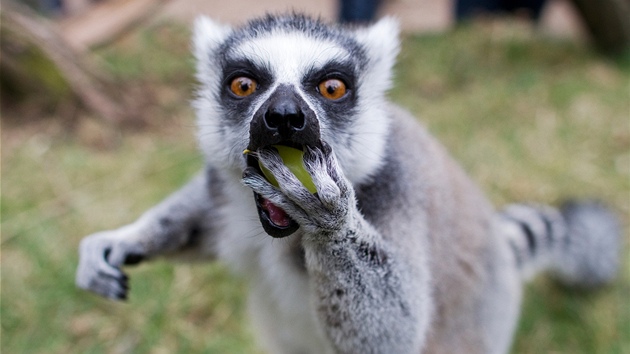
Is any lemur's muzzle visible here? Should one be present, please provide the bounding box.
[246,84,321,238]
[248,84,320,150]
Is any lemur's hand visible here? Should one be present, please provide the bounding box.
[243,142,355,236]
[76,225,146,300]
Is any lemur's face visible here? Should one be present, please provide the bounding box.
[193,15,399,184]
[223,31,361,152]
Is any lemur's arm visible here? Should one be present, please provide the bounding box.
[76,169,220,300]
[242,144,429,353]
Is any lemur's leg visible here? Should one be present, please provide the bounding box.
[76,169,221,300]
[242,144,430,353]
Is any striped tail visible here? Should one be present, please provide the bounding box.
[498,201,621,288]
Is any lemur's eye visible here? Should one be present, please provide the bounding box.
[230,77,257,97]
[318,79,347,100]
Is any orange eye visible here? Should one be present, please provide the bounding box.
[318,79,347,100]
[230,77,257,97]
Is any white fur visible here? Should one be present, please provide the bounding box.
[353,17,400,97]
[193,16,232,86]
[233,31,352,86]
[193,17,241,170]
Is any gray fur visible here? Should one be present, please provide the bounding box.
[76,14,621,353]
[554,201,621,288]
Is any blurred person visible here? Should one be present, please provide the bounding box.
[339,0,381,23]
[456,0,548,22]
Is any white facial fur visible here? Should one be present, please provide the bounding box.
[192,16,400,185]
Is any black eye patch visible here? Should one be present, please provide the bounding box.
[218,59,274,125]
[221,59,274,94]
[302,61,357,95]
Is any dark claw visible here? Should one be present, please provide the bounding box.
[116,290,128,301]
[104,248,112,262]
[303,146,317,161]
[242,166,259,179]
[124,253,145,265]
[320,141,333,155]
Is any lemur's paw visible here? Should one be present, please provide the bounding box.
[303,142,351,209]
[76,229,145,300]
[242,143,354,235]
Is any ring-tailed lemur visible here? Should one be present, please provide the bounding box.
[76,14,621,354]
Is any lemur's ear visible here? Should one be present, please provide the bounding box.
[193,16,232,82]
[353,17,400,90]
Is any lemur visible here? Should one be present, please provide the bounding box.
[76,14,621,354]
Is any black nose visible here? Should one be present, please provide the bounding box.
[248,84,321,149]
[264,99,306,134]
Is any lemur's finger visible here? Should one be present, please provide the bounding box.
[77,260,127,301]
[242,166,278,193]
[257,148,322,211]
[303,146,342,209]
[93,270,128,300]
[319,142,351,198]
[242,167,311,225]
[78,237,121,280]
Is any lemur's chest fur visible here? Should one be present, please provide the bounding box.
[211,174,332,353]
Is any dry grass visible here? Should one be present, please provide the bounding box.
[2,20,629,353]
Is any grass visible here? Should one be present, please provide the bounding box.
[2,20,629,353]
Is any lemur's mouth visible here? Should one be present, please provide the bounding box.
[254,192,299,237]
[246,144,300,238]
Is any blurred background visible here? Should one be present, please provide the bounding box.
[1,0,629,353]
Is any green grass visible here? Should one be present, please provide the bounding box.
[2,21,629,353]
